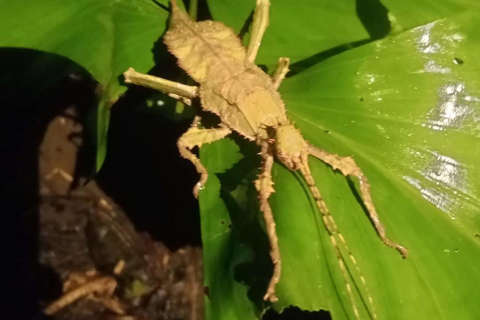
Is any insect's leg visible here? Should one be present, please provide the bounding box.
[246,0,270,64]
[297,153,370,320]
[271,57,290,89]
[124,68,198,105]
[307,144,409,258]
[178,124,231,198]
[254,140,281,302]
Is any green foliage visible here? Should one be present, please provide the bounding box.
[207,0,370,65]
[203,1,480,319]
[2,0,480,319]
[0,0,172,169]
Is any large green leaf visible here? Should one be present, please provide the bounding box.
[0,0,171,170]
[200,10,480,320]
[206,0,370,66]
[5,0,480,319]
[380,0,480,31]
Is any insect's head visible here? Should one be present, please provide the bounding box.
[274,124,307,170]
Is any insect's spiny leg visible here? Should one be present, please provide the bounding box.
[177,125,231,198]
[357,174,408,257]
[168,93,193,106]
[335,232,378,320]
[271,57,290,89]
[298,154,377,320]
[255,140,281,302]
[123,68,199,100]
[246,0,271,64]
[307,144,408,258]
[331,236,360,320]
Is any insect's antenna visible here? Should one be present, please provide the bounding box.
[298,154,377,320]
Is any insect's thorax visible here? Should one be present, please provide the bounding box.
[200,66,289,140]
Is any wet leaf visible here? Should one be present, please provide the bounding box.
[380,0,480,31]
[200,10,480,320]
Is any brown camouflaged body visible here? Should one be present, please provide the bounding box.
[164,5,288,140]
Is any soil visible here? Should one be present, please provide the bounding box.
[37,107,203,320]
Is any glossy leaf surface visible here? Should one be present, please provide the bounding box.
[200,10,480,320]
[380,0,480,31]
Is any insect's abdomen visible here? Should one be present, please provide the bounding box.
[236,87,287,135]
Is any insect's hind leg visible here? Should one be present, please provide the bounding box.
[246,0,270,63]
[123,68,198,105]
[307,144,409,258]
[255,140,281,302]
[297,153,365,320]
[177,122,231,198]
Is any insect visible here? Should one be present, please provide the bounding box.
[124,0,408,316]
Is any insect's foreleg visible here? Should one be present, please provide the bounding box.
[246,0,270,64]
[271,57,290,89]
[123,68,198,105]
[307,144,409,258]
[255,140,281,303]
[178,124,231,198]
